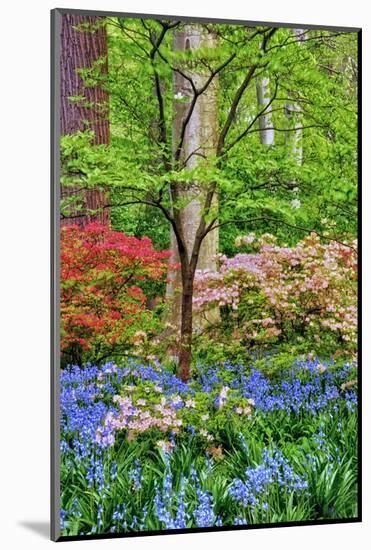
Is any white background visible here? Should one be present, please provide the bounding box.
[0,0,369,548]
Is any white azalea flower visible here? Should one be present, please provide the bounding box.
[242,233,255,245]
[174,91,185,100]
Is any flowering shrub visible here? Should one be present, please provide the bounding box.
[194,233,357,354]
[61,223,170,364]
[97,394,183,446]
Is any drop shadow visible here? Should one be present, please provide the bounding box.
[18,521,50,539]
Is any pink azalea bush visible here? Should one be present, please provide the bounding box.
[96,394,183,446]
[95,376,256,448]
[194,233,357,355]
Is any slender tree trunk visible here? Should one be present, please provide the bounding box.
[60,14,110,226]
[285,103,303,165]
[285,29,306,171]
[178,266,195,381]
[166,25,219,351]
[256,76,275,145]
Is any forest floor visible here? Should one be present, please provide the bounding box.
[59,354,358,536]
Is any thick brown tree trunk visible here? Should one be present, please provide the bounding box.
[60,14,110,226]
[166,25,219,352]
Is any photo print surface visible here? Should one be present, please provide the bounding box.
[51,8,361,541]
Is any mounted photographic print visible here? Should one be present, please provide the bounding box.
[51,8,361,541]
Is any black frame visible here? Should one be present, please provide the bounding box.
[51,7,362,542]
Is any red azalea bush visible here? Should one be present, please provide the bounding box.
[194,233,357,355]
[61,223,170,365]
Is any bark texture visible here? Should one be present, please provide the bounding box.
[60,15,110,226]
[166,26,220,341]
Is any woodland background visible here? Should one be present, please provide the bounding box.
[59,14,357,379]
[56,10,359,538]
[0,1,369,550]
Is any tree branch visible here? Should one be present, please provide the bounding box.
[224,79,279,153]
[243,123,329,135]
[147,23,174,171]
[174,93,198,163]
[216,64,257,157]
[266,32,351,52]
[174,51,237,164]
[206,216,357,252]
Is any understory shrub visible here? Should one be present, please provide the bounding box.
[194,232,357,357]
[61,223,170,365]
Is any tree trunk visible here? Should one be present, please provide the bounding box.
[256,76,275,145]
[60,14,110,226]
[178,267,195,382]
[285,102,303,165]
[166,25,219,346]
[285,29,306,170]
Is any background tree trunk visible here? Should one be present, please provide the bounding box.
[166,25,219,345]
[256,76,275,145]
[285,29,306,171]
[60,14,110,226]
